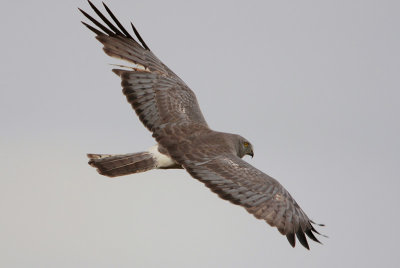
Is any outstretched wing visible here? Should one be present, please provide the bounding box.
[182,153,324,249]
[80,1,208,132]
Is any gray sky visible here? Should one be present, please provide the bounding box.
[1,0,399,267]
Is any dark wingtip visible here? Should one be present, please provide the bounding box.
[102,1,133,38]
[79,6,114,35]
[286,233,296,248]
[82,2,150,51]
[305,229,322,244]
[81,21,104,36]
[78,7,85,16]
[310,220,325,227]
[88,0,124,36]
[130,22,150,50]
[296,230,310,250]
[311,224,329,238]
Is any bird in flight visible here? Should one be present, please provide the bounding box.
[80,1,325,249]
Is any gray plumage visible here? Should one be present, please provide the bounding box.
[80,1,325,249]
[88,152,157,177]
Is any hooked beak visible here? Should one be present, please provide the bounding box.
[248,150,254,158]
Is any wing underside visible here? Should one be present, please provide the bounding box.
[80,1,208,132]
[182,153,324,249]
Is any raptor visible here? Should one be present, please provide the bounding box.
[80,1,324,249]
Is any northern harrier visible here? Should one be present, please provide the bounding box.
[80,1,324,249]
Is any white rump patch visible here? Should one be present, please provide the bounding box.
[148,145,176,168]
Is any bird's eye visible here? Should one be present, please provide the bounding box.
[244,142,249,147]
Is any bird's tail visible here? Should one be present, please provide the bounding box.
[87,152,156,177]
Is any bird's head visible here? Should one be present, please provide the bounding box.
[237,136,254,158]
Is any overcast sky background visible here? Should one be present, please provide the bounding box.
[1,0,399,267]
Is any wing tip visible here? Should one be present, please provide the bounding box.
[295,229,310,250]
[80,1,150,51]
[130,22,150,50]
[286,233,296,248]
[305,229,322,244]
[81,21,104,36]
[311,223,329,238]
